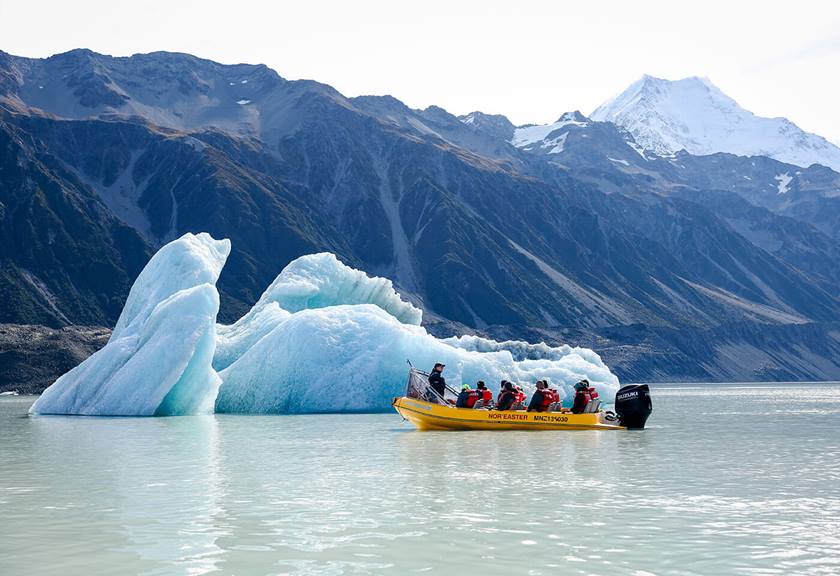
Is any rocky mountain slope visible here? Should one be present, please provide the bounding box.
[2,49,840,388]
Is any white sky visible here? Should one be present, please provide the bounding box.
[2,0,840,142]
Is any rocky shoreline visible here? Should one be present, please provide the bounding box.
[0,324,109,394]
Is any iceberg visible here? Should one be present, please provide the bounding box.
[213,254,617,412]
[252,252,421,323]
[215,304,618,413]
[32,234,620,416]
[30,233,229,416]
[213,252,420,371]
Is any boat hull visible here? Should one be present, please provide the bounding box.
[392,397,625,431]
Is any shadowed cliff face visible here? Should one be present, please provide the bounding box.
[0,119,150,327]
[2,49,840,384]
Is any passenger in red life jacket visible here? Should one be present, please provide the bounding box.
[514,385,526,405]
[571,379,592,414]
[527,380,552,412]
[543,380,559,406]
[456,384,482,408]
[476,381,493,405]
[496,381,517,411]
[542,381,559,410]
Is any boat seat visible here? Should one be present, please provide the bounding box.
[510,402,525,411]
[473,400,486,409]
[585,398,602,413]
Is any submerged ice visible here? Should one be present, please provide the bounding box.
[32,234,620,416]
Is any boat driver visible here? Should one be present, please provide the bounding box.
[428,363,447,398]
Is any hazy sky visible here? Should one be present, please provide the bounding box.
[2,0,840,141]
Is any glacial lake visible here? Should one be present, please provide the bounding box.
[1,383,839,576]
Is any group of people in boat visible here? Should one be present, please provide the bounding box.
[427,362,599,414]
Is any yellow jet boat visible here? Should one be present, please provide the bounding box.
[392,396,626,430]
[392,368,652,431]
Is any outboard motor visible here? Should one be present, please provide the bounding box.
[614,384,652,429]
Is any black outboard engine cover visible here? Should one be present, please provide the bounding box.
[615,384,652,429]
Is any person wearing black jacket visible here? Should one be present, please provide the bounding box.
[428,363,447,397]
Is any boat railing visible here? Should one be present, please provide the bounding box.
[405,367,458,405]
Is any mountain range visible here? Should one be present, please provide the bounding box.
[2,48,840,391]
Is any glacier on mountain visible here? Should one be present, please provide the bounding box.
[32,234,620,416]
[591,75,840,171]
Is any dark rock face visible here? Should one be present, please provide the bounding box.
[2,48,840,388]
[0,118,151,327]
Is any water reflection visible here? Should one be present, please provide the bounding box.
[21,414,227,575]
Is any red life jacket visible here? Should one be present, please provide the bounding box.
[587,387,599,400]
[465,390,481,408]
[480,389,492,402]
[515,388,526,404]
[539,389,556,410]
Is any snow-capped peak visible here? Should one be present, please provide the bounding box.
[555,110,588,124]
[590,75,840,171]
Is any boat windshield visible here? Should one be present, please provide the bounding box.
[405,368,458,405]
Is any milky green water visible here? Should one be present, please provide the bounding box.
[1,383,839,576]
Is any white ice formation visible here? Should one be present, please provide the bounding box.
[30,233,230,416]
[31,234,620,416]
[213,252,421,371]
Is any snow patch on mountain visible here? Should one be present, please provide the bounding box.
[510,111,588,148]
[775,172,792,195]
[591,75,840,171]
[542,132,568,154]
